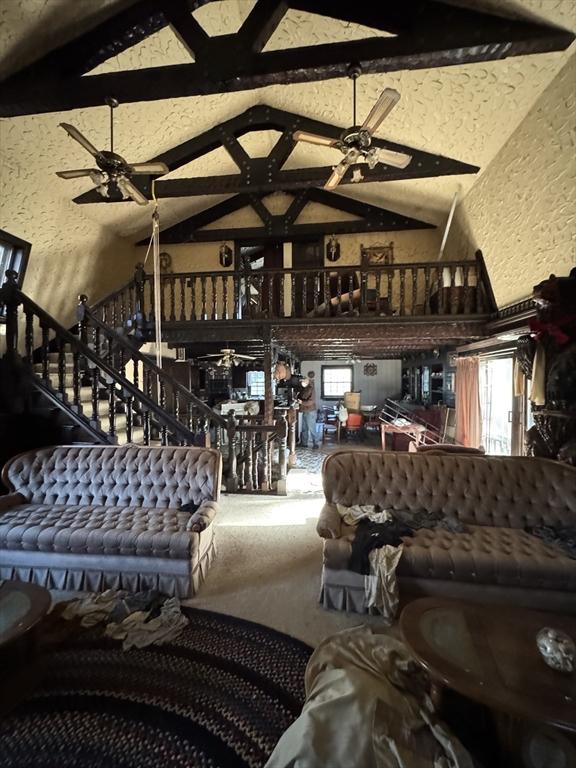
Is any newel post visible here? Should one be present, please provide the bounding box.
[226,411,238,492]
[276,415,288,495]
[2,270,21,360]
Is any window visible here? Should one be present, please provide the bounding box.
[321,366,353,399]
[0,230,31,319]
[247,370,266,398]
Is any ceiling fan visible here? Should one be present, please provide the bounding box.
[55,97,168,205]
[197,348,257,368]
[293,65,412,190]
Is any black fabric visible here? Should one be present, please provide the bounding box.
[348,509,466,575]
[527,525,576,559]
[349,520,413,575]
[180,500,201,513]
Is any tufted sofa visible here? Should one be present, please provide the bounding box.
[318,451,576,614]
[0,444,222,598]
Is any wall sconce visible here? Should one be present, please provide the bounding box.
[219,242,233,268]
[326,235,341,262]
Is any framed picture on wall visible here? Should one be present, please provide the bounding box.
[361,242,394,267]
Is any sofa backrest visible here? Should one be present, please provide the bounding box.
[323,451,576,529]
[2,445,222,508]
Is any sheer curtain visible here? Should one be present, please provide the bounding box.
[455,356,482,447]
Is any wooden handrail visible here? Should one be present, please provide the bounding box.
[80,298,226,429]
[0,281,200,446]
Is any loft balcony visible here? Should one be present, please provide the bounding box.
[93,253,495,355]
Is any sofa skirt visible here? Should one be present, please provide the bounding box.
[320,567,381,615]
[0,530,217,599]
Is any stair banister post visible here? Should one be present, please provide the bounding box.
[276,414,288,495]
[226,411,238,492]
[77,294,89,346]
[2,270,22,360]
[134,262,146,326]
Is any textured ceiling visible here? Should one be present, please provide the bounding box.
[1,0,575,242]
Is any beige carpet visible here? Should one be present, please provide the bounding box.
[186,482,385,647]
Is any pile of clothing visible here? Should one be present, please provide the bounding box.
[337,504,465,622]
[62,589,188,650]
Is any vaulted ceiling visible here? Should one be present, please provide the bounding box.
[0,0,574,245]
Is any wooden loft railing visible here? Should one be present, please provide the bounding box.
[92,252,495,327]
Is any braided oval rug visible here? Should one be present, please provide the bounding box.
[0,607,312,768]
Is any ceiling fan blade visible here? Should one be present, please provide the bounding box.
[117,176,149,205]
[129,162,169,175]
[377,148,412,169]
[198,353,224,359]
[59,123,103,159]
[324,156,353,190]
[361,88,400,135]
[56,169,99,179]
[293,130,339,148]
[234,354,256,360]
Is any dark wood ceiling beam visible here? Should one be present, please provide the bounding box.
[1,0,572,116]
[71,103,479,205]
[238,0,289,54]
[248,195,274,226]
[284,190,310,225]
[164,1,210,58]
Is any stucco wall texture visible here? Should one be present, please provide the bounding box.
[445,53,576,307]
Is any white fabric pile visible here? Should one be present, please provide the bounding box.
[62,590,188,650]
[265,626,473,768]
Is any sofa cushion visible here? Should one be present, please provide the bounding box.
[3,445,221,508]
[0,504,201,559]
[399,525,576,591]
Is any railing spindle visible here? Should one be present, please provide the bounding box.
[438,266,445,314]
[360,269,368,314]
[57,336,66,395]
[245,434,254,491]
[189,276,197,321]
[24,310,34,361]
[91,367,99,422]
[211,275,217,320]
[399,269,406,316]
[336,274,342,315]
[108,380,116,439]
[463,265,472,313]
[424,266,431,315]
[125,396,133,443]
[201,276,207,319]
[222,275,229,320]
[41,325,50,383]
[411,267,418,316]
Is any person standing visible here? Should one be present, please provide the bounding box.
[299,371,319,448]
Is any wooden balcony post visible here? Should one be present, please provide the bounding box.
[264,330,273,424]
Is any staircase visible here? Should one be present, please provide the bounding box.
[0,271,289,494]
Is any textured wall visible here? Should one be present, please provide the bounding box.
[444,54,576,306]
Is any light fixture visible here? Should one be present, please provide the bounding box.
[219,242,233,267]
[326,235,341,262]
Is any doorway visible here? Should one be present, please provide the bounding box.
[236,241,283,317]
[479,356,514,455]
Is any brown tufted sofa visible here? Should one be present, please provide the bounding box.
[0,444,222,598]
[318,451,576,614]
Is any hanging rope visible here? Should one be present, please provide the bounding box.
[142,180,164,369]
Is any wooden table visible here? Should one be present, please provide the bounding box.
[400,598,576,765]
[379,421,426,451]
[0,580,52,714]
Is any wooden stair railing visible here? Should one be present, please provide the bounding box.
[380,398,461,446]
[78,295,227,449]
[0,272,201,448]
[225,413,288,495]
[90,255,495,327]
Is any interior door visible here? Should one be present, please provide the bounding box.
[292,239,323,314]
[479,356,513,455]
[237,242,283,316]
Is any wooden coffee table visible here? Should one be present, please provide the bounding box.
[0,580,52,714]
[400,597,576,732]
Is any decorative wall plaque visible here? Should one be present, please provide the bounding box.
[361,242,394,267]
[364,363,377,376]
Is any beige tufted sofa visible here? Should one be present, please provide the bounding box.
[0,445,222,598]
[318,451,576,614]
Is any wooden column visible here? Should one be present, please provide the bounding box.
[263,327,274,424]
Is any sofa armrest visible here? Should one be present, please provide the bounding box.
[317,502,342,539]
[0,492,26,513]
[187,500,218,533]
